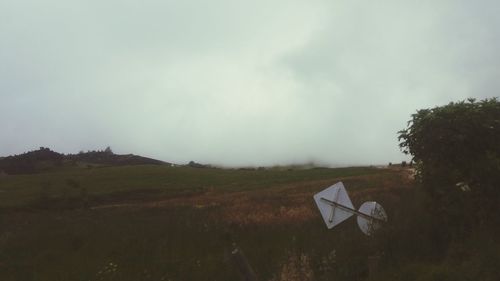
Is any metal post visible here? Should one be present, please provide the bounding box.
[367,255,380,280]
[230,244,259,281]
[320,197,386,222]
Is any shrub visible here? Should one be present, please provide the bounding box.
[398,98,500,241]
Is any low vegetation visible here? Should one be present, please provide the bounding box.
[1,162,411,281]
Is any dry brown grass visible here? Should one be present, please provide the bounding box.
[91,169,415,227]
[269,252,314,281]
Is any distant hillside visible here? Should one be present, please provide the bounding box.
[0,147,168,175]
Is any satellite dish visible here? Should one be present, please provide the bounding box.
[313,182,387,236]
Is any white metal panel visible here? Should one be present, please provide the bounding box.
[313,182,354,229]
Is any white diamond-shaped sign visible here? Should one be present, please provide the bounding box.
[313,182,354,229]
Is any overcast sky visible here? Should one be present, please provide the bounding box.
[1,1,499,166]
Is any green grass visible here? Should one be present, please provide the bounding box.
[3,165,496,281]
[0,165,394,281]
[0,203,376,281]
[0,165,382,207]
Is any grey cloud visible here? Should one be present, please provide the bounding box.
[1,1,499,166]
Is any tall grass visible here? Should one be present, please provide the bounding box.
[2,166,496,280]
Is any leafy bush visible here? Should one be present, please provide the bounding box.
[398,98,500,241]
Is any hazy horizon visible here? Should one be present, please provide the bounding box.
[2,1,499,166]
[0,145,399,168]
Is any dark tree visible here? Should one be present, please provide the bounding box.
[398,98,500,240]
[104,146,113,154]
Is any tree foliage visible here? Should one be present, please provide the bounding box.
[398,98,500,239]
[0,147,63,174]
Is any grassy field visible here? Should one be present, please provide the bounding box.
[1,164,496,281]
[0,165,385,208]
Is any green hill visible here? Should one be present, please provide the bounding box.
[0,147,167,175]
